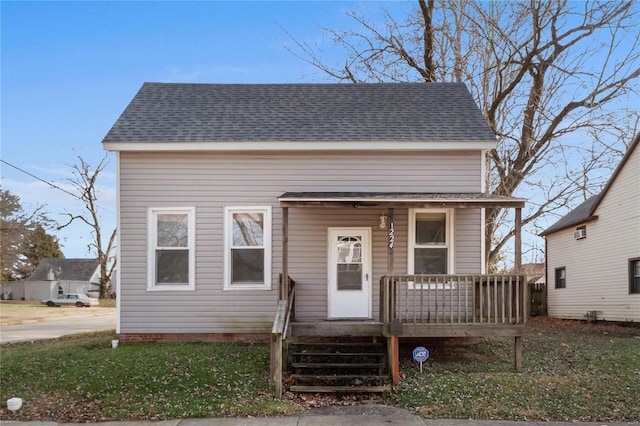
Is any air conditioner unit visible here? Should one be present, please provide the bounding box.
[573,228,586,239]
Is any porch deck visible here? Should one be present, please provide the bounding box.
[271,273,527,397]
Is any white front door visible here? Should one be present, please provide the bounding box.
[327,228,372,319]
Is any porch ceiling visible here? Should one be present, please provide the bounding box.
[278,192,525,209]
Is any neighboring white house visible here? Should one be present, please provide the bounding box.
[541,134,640,322]
[24,258,100,301]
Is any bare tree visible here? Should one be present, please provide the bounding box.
[287,0,640,267]
[59,155,117,298]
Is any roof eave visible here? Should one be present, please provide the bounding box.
[102,140,497,152]
[539,215,599,236]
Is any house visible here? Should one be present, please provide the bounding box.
[102,82,527,394]
[23,258,100,301]
[541,134,639,323]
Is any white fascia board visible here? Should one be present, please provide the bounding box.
[278,196,527,204]
[102,140,497,152]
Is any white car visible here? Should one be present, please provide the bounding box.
[41,293,99,308]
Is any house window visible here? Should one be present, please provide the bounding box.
[408,209,453,274]
[630,258,640,294]
[555,267,566,289]
[148,207,195,291]
[224,206,272,290]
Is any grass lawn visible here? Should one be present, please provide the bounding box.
[391,318,640,422]
[1,317,638,422]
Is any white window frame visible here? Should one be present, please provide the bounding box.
[224,206,272,291]
[407,208,455,288]
[147,206,196,291]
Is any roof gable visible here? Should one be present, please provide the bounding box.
[541,133,639,236]
[102,82,496,146]
[26,258,100,282]
[588,132,639,214]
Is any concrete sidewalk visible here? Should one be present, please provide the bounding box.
[1,405,638,426]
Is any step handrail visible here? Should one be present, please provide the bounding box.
[271,276,296,399]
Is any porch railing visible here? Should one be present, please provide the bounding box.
[380,274,527,325]
[270,275,296,399]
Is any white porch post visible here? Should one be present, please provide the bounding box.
[387,207,394,274]
[515,207,522,273]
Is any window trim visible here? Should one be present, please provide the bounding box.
[630,258,640,294]
[407,208,455,275]
[147,206,196,291]
[555,267,566,289]
[223,206,272,291]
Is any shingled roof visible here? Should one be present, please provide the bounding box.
[540,195,600,235]
[26,258,99,282]
[102,82,496,144]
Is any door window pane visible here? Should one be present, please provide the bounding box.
[337,236,362,263]
[336,236,363,290]
[337,264,363,291]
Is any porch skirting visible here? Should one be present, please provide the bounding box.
[118,332,270,344]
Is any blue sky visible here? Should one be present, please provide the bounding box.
[2,1,410,258]
[2,1,636,265]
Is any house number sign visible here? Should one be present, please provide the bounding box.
[388,222,395,249]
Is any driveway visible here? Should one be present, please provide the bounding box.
[0,307,116,344]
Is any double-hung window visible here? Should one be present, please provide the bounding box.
[224,206,272,290]
[148,207,195,291]
[630,258,640,294]
[408,209,453,275]
[555,267,566,289]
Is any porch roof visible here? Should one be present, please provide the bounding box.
[278,192,525,208]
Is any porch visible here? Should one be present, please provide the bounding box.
[271,192,527,397]
[272,272,527,396]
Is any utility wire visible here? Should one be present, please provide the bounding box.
[0,158,116,214]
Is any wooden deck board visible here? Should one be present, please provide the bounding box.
[289,385,390,393]
[289,321,525,338]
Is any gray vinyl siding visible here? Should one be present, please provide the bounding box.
[118,151,484,332]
